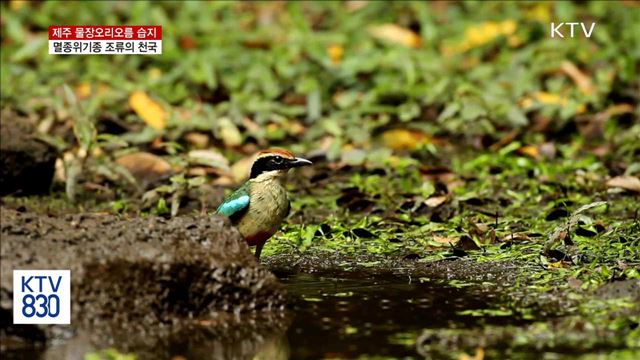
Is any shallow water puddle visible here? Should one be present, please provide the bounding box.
[280,273,528,359]
[4,273,535,359]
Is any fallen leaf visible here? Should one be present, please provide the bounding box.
[501,233,531,242]
[116,152,172,189]
[517,145,540,159]
[442,20,516,55]
[179,35,197,50]
[548,261,570,269]
[600,103,634,118]
[382,128,431,151]
[425,195,448,208]
[217,117,243,147]
[561,61,594,95]
[184,132,209,149]
[187,167,208,177]
[368,24,421,48]
[75,83,92,99]
[129,91,167,130]
[606,176,640,192]
[433,235,459,245]
[327,44,344,65]
[188,150,229,170]
[458,348,485,360]
[75,83,109,99]
[520,91,587,114]
[212,175,235,186]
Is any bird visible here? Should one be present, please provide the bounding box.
[216,148,312,259]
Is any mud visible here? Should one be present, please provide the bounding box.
[0,111,57,196]
[0,207,286,351]
[266,250,520,284]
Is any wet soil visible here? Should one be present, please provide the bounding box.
[0,207,286,352]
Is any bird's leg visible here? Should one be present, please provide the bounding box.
[254,243,265,259]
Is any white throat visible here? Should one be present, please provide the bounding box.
[250,170,286,183]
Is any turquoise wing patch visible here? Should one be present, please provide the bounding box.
[216,187,250,219]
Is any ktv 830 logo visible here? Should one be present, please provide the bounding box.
[13,270,71,324]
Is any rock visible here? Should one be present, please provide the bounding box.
[0,207,287,352]
[0,112,58,196]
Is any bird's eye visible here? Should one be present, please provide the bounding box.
[272,156,283,164]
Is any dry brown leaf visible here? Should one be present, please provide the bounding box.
[242,117,261,134]
[600,103,634,119]
[217,117,243,147]
[188,150,229,170]
[212,175,235,186]
[187,167,208,177]
[561,61,594,95]
[606,176,640,192]
[517,145,540,159]
[75,83,92,99]
[184,132,209,149]
[116,152,172,188]
[425,195,448,208]
[368,24,421,48]
[501,233,531,242]
[382,128,431,151]
[129,91,167,130]
[433,235,459,245]
[287,120,306,136]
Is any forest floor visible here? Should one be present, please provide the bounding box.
[2,145,638,359]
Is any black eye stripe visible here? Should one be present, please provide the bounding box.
[250,155,288,179]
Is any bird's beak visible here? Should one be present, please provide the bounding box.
[289,157,313,168]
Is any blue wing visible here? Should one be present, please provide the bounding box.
[216,185,250,222]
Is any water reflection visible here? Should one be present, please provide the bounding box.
[6,273,516,359]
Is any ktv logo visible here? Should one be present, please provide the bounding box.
[550,22,596,38]
[13,270,71,324]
